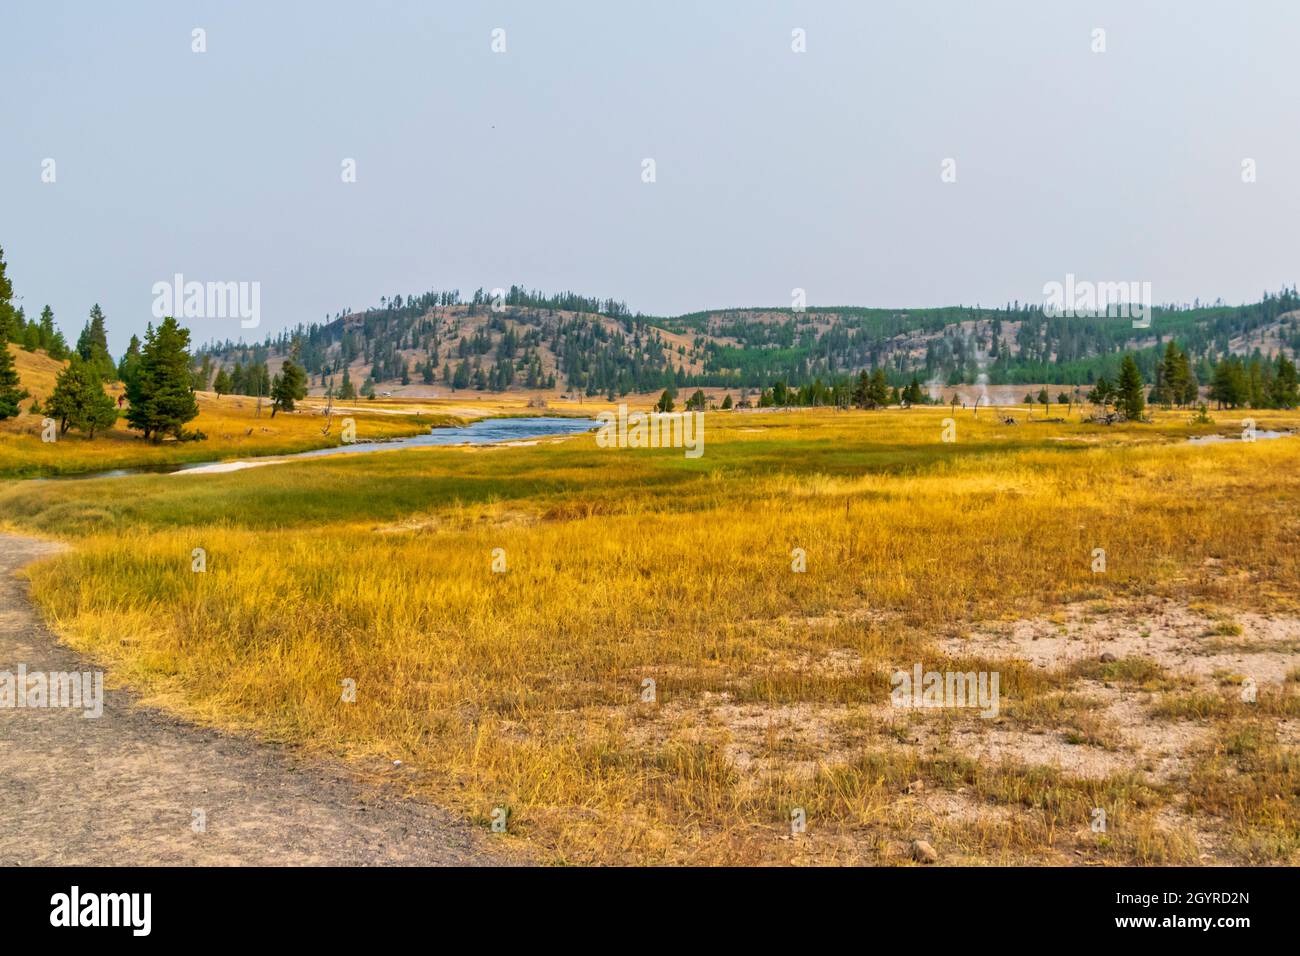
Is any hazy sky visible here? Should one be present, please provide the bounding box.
[4,1,1299,354]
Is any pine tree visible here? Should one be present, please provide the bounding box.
[0,342,23,420]
[0,248,25,419]
[1272,352,1299,408]
[35,305,69,359]
[213,368,232,397]
[1088,376,1112,406]
[270,359,307,417]
[47,356,118,437]
[192,353,212,392]
[1180,362,1200,407]
[1155,340,1192,407]
[77,304,116,381]
[117,334,143,387]
[125,318,199,440]
[868,369,890,408]
[1209,358,1245,409]
[0,246,16,344]
[1116,355,1145,421]
[1246,358,1267,408]
[338,366,356,400]
[850,370,868,408]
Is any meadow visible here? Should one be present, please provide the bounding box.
[2,401,1298,865]
[0,344,594,478]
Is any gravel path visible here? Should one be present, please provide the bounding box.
[0,532,510,866]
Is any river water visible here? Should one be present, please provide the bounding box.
[49,417,600,480]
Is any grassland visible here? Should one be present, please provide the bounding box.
[2,375,1298,864]
[1,345,604,478]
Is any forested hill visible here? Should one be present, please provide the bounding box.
[196,285,1300,399]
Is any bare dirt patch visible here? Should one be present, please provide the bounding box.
[941,598,1300,687]
[0,533,514,866]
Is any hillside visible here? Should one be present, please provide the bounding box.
[4,343,64,408]
[196,286,1300,401]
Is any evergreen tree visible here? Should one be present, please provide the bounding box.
[1116,355,1145,421]
[36,305,70,359]
[212,367,232,397]
[0,340,23,420]
[1208,357,1245,409]
[1272,352,1299,409]
[47,356,118,437]
[192,353,212,392]
[338,366,356,400]
[76,304,116,381]
[1088,376,1112,406]
[453,359,470,390]
[1180,362,1200,407]
[1246,358,1267,408]
[1153,340,1192,407]
[270,359,307,417]
[0,249,25,419]
[37,305,54,347]
[873,369,891,407]
[249,362,271,399]
[851,370,871,408]
[21,314,41,351]
[117,335,143,389]
[125,318,200,440]
[0,246,16,344]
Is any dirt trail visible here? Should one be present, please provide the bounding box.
[0,533,511,866]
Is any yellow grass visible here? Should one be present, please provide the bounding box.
[0,347,475,476]
[4,405,1299,864]
[6,343,63,403]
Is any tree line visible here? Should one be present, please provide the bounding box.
[0,246,210,440]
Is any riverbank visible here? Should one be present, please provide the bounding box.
[0,388,608,479]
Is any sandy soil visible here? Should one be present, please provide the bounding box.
[0,533,514,866]
[940,598,1300,686]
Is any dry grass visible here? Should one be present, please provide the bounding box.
[4,404,1299,864]
[0,346,466,476]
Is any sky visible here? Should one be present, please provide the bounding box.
[3,0,1299,354]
